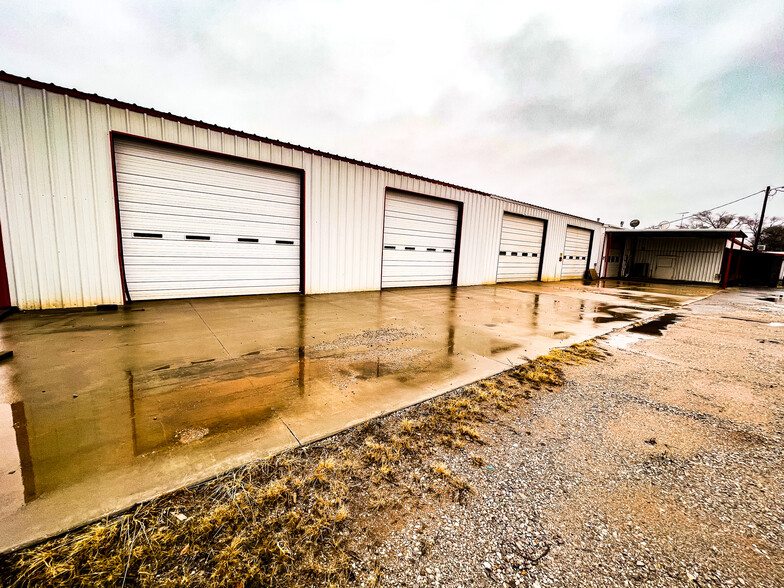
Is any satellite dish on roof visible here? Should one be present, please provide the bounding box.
[630,219,640,228]
[658,221,671,229]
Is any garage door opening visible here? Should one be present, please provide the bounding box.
[560,226,593,280]
[496,213,546,283]
[113,136,303,301]
[381,190,461,289]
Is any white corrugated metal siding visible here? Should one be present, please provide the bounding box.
[560,226,592,279]
[496,214,545,282]
[633,237,725,283]
[114,137,301,300]
[381,191,458,288]
[0,77,606,309]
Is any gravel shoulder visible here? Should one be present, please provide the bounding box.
[366,288,784,587]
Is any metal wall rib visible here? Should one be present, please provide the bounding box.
[0,79,605,309]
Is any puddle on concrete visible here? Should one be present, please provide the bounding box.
[758,295,783,303]
[0,281,712,552]
[591,303,646,324]
[628,313,681,336]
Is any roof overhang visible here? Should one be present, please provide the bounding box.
[606,228,747,238]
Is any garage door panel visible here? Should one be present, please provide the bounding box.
[115,138,301,300]
[124,265,301,282]
[116,168,300,201]
[119,209,300,238]
[130,283,300,300]
[381,191,458,288]
[122,240,299,259]
[117,182,300,215]
[385,209,457,226]
[123,252,299,266]
[119,204,301,229]
[388,197,457,215]
[115,143,301,187]
[114,141,301,183]
[560,226,592,279]
[383,219,456,238]
[382,235,455,250]
[496,214,545,283]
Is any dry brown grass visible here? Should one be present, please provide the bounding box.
[0,341,604,587]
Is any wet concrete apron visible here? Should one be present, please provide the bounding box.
[0,280,715,552]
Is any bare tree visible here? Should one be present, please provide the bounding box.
[687,210,738,229]
[735,214,782,235]
[687,210,782,234]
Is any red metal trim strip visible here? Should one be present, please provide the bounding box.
[109,132,131,303]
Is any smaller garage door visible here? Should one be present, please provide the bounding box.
[561,226,592,279]
[496,214,545,282]
[381,191,459,288]
[606,248,622,278]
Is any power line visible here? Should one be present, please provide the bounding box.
[664,185,784,225]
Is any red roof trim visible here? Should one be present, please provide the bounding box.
[0,70,602,226]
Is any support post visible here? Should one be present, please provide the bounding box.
[722,245,733,289]
[753,186,771,251]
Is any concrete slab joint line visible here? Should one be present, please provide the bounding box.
[188,301,231,359]
[0,280,720,552]
[272,408,302,448]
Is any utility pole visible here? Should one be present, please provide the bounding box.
[753,186,771,251]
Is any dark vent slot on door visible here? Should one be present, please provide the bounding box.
[427,248,436,251]
[384,245,396,250]
[186,235,210,241]
[275,240,294,245]
[238,238,259,243]
[443,249,452,253]
[133,232,162,239]
[404,246,415,251]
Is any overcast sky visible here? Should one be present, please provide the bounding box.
[2,0,782,226]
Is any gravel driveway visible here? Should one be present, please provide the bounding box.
[369,288,784,587]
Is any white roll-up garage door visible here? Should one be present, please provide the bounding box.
[114,138,301,300]
[560,226,592,279]
[496,214,545,282]
[381,191,459,288]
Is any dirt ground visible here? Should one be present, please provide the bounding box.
[1,287,782,587]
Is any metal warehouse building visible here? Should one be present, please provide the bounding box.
[601,228,746,286]
[0,72,605,310]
